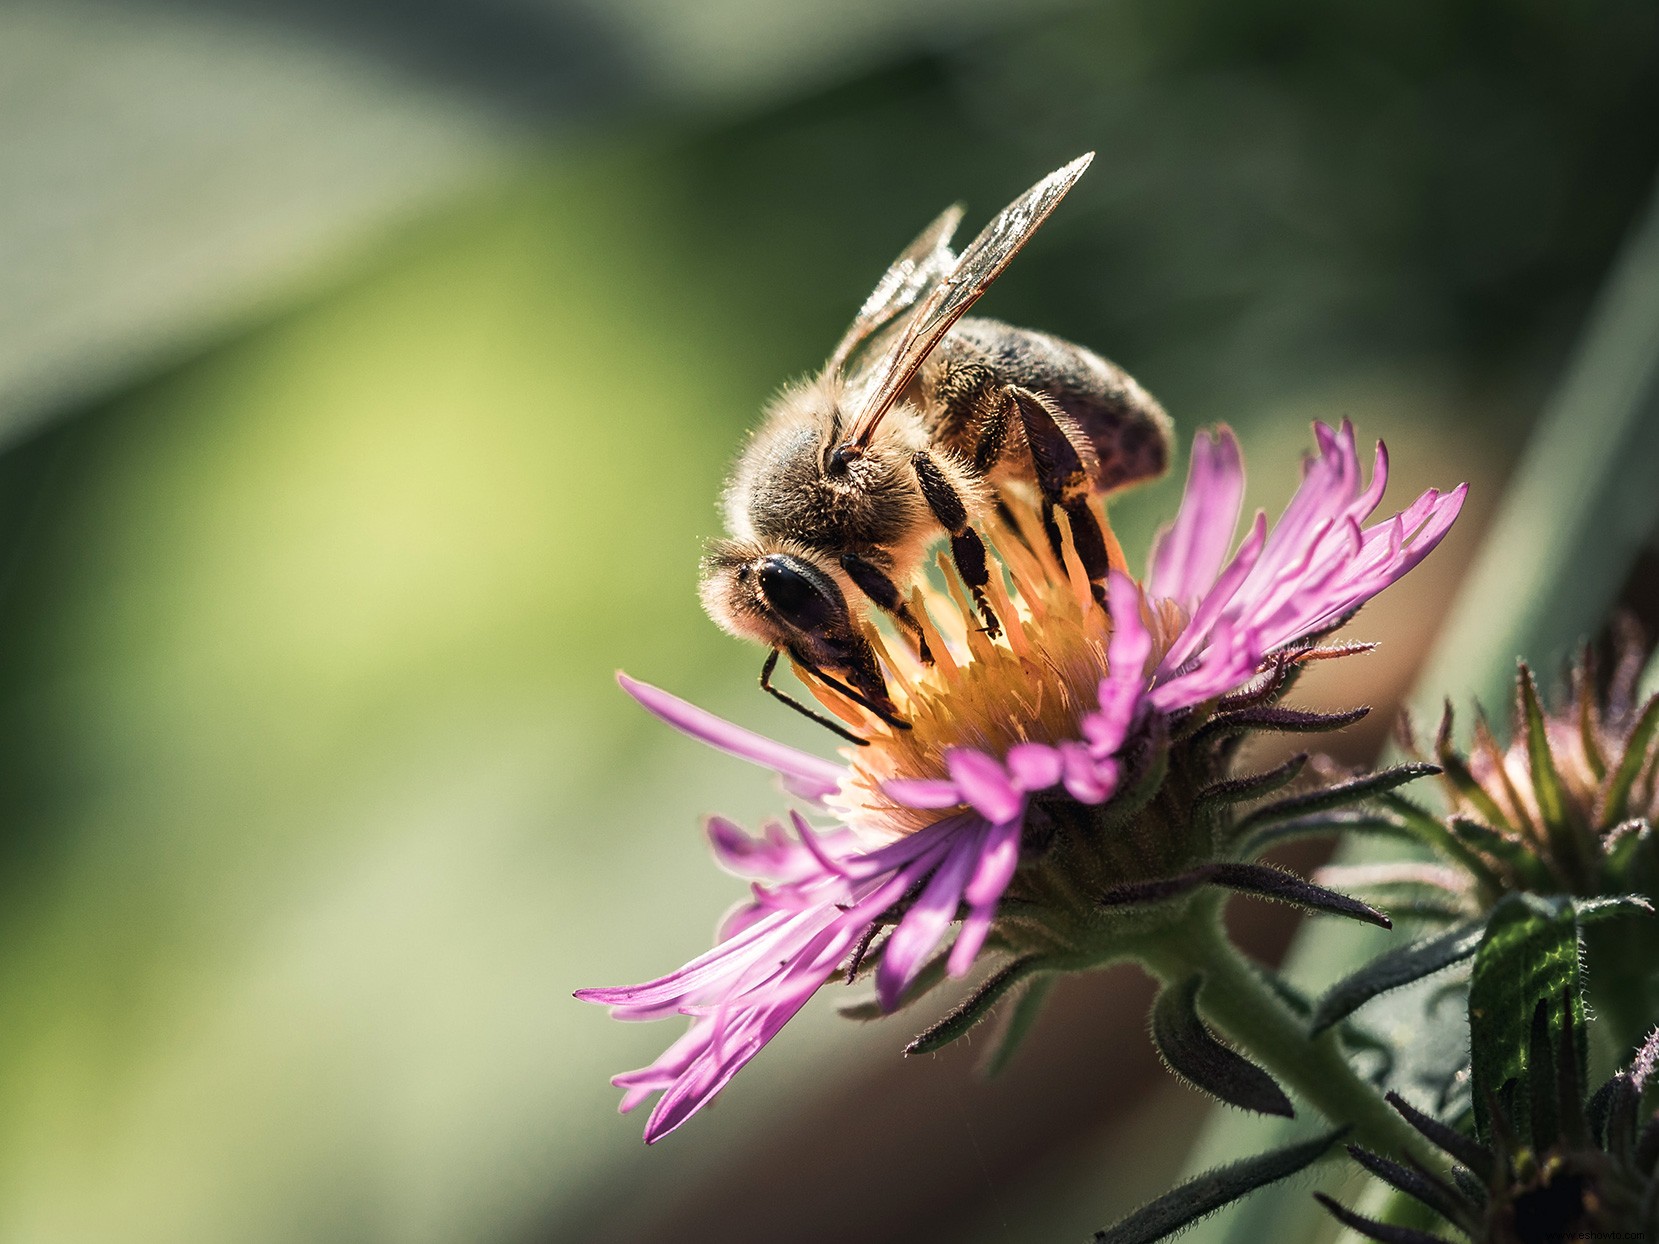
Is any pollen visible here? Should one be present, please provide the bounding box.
[802,499,1150,837]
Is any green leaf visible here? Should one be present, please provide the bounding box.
[1152,976,1294,1117]
[1467,893,1587,1142]
[1091,1130,1343,1244]
[1310,919,1486,1036]
[1575,892,1655,923]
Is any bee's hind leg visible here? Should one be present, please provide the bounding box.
[910,451,1001,638]
[1007,387,1112,606]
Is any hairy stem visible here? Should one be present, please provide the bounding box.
[1132,897,1442,1170]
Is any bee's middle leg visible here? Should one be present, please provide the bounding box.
[910,451,1001,638]
[839,553,933,664]
[1006,387,1112,604]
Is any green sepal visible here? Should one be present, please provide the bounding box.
[1386,1090,1495,1182]
[1091,1130,1344,1244]
[1195,754,1308,811]
[1151,975,1294,1117]
[1314,1192,1458,1244]
[837,945,954,1020]
[1518,665,1592,886]
[1192,704,1370,749]
[1105,714,1173,827]
[1467,893,1587,1142]
[1098,862,1392,929]
[1603,691,1659,825]
[1444,814,1550,890]
[1376,793,1512,896]
[1341,1145,1475,1236]
[1434,701,1514,831]
[904,956,1050,1056]
[1574,650,1608,784]
[1310,918,1486,1036]
[1232,809,1420,863]
[1231,763,1440,838]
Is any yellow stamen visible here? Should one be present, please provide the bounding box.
[814,497,1128,839]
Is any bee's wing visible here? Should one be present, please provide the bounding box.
[826,203,964,375]
[839,153,1094,453]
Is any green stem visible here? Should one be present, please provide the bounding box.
[1132,901,1442,1170]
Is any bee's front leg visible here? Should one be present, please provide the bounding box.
[1006,387,1112,605]
[910,451,1001,638]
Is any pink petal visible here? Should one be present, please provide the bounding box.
[876,831,985,1009]
[1148,427,1244,607]
[882,778,966,809]
[1006,742,1063,791]
[1086,571,1152,756]
[619,673,843,802]
[1058,741,1113,803]
[949,818,1023,976]
[946,748,1024,824]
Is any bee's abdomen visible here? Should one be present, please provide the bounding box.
[919,316,1172,494]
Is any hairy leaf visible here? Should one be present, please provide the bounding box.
[1314,1193,1456,1244]
[1092,1131,1343,1244]
[1311,919,1486,1036]
[1467,894,1586,1142]
[1152,975,1294,1117]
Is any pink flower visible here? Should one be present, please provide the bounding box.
[578,421,1465,1142]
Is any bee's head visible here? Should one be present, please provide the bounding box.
[699,538,897,719]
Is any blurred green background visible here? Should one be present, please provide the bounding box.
[1,2,1657,1241]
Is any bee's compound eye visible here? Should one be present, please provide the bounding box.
[756,556,841,631]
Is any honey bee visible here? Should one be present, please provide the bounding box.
[700,155,1172,743]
